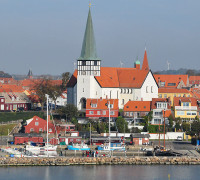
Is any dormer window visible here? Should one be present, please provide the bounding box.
[82,61,86,66]
[183,102,189,106]
[94,61,97,66]
[91,103,97,108]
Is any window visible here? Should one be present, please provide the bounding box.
[160,82,165,87]
[151,86,153,93]
[183,102,189,106]
[178,94,181,97]
[174,94,176,97]
[130,112,133,116]
[159,94,162,98]
[89,111,94,115]
[30,128,34,132]
[135,106,137,108]
[109,104,113,108]
[164,94,167,98]
[83,88,84,92]
[1,99,4,102]
[91,104,97,108]
[97,111,101,115]
[110,111,115,115]
[122,99,124,105]
[168,83,176,86]
[177,111,184,115]
[49,128,52,132]
[39,128,43,132]
[187,95,190,97]
[146,86,148,93]
[82,61,86,66]
[94,61,97,66]
[103,111,106,115]
[35,122,39,126]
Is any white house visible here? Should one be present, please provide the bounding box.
[67,8,158,110]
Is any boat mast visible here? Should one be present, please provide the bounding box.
[108,101,110,151]
[45,94,49,156]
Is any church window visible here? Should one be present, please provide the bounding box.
[122,99,124,105]
[127,89,129,94]
[121,89,123,94]
[82,61,86,66]
[83,88,84,92]
[83,78,84,83]
[124,89,126,93]
[151,86,153,93]
[146,86,148,93]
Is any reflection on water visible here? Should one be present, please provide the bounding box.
[0,165,200,180]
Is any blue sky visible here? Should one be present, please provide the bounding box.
[0,0,199,75]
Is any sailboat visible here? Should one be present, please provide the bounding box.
[25,94,57,156]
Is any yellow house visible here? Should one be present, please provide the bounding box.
[158,88,192,106]
[174,97,198,120]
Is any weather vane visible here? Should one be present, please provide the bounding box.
[89,0,91,7]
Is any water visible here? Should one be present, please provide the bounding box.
[0,165,200,180]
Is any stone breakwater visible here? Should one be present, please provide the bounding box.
[0,157,200,166]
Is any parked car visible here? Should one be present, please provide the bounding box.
[176,136,183,141]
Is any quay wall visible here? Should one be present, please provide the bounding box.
[0,157,200,166]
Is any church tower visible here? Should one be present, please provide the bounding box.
[77,7,101,110]
[77,8,101,76]
[141,48,150,71]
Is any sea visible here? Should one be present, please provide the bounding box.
[0,165,200,180]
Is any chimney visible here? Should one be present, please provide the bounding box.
[134,57,140,70]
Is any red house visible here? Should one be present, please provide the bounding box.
[86,98,119,119]
[14,133,43,145]
[24,116,56,134]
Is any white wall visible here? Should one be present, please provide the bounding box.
[148,132,184,140]
[141,72,158,101]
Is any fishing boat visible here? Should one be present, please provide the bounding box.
[67,142,90,151]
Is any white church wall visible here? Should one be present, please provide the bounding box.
[141,72,158,101]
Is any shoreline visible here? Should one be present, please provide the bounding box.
[0,156,200,166]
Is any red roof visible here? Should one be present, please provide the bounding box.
[151,98,171,109]
[124,101,151,112]
[189,76,200,85]
[0,84,24,92]
[95,67,149,88]
[162,110,172,118]
[67,70,77,87]
[158,88,190,94]
[173,97,199,107]
[190,88,200,99]
[154,74,188,88]
[86,98,119,110]
[141,49,149,71]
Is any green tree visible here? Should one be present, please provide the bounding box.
[191,122,200,137]
[116,116,129,133]
[56,104,78,122]
[182,122,190,132]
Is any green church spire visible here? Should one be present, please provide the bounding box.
[78,8,100,61]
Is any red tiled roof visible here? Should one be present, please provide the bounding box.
[86,98,119,110]
[67,70,77,87]
[189,76,200,85]
[0,84,24,92]
[190,88,200,99]
[141,49,149,71]
[95,67,149,88]
[151,98,171,109]
[158,88,190,93]
[124,101,151,112]
[162,109,172,118]
[154,74,188,88]
[173,97,199,107]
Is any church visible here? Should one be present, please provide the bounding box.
[67,8,158,110]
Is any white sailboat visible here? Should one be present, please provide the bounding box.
[25,94,57,157]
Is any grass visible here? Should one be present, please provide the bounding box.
[0,124,17,136]
[0,111,46,122]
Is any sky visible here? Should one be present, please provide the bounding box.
[0,0,200,75]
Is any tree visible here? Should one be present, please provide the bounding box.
[56,104,78,121]
[61,72,70,90]
[48,85,62,109]
[182,122,190,132]
[186,69,195,76]
[191,122,200,137]
[131,127,141,133]
[116,116,129,133]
